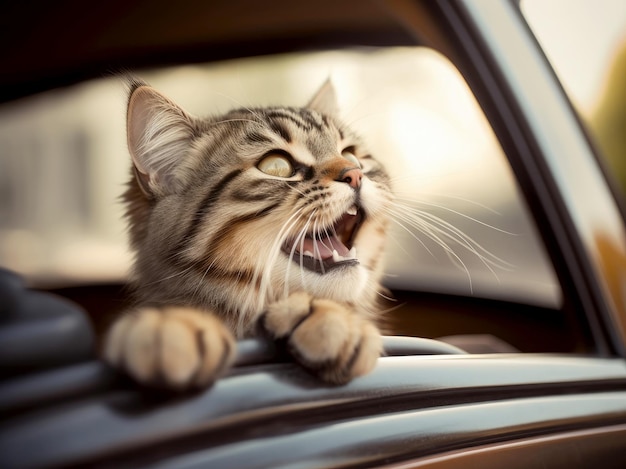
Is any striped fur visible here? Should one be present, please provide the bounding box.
[104,80,392,389]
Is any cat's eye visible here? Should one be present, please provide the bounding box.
[341,149,361,168]
[258,153,294,178]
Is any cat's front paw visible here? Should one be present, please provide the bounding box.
[104,306,236,390]
[261,292,382,384]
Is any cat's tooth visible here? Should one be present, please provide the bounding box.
[303,250,315,257]
[347,205,358,216]
[348,247,357,259]
[332,250,342,263]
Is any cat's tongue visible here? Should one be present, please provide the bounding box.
[299,234,350,259]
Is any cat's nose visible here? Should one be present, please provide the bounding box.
[339,167,362,189]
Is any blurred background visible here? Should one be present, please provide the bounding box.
[523,0,626,200]
[0,0,624,313]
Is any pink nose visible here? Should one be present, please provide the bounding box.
[340,167,363,189]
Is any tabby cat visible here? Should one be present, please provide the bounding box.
[104,79,392,390]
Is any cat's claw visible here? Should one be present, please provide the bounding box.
[261,292,382,384]
[104,306,236,390]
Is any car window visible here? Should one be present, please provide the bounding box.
[0,47,566,350]
[0,47,559,306]
[521,0,626,201]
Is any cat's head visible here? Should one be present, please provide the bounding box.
[124,79,391,318]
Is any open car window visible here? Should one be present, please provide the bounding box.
[0,46,571,352]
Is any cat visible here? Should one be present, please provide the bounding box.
[103,78,392,390]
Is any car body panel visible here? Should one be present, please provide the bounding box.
[1,353,626,467]
[382,424,626,469]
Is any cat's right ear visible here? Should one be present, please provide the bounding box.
[307,79,339,117]
[127,84,196,197]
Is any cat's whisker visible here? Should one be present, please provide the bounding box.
[301,211,317,281]
[385,197,517,292]
[299,227,307,287]
[324,221,335,243]
[375,289,397,303]
[386,174,440,187]
[258,206,307,307]
[252,211,297,310]
[321,227,331,273]
[316,223,331,263]
[399,203,513,271]
[382,206,437,259]
[382,222,417,260]
[284,209,316,297]
[299,209,317,276]
[296,228,306,292]
[411,215,478,277]
[211,118,264,127]
[272,206,312,292]
[394,196,516,236]
[311,219,321,275]
[384,205,474,290]
[283,181,309,198]
[388,196,515,270]
[249,208,304,330]
[393,191,504,216]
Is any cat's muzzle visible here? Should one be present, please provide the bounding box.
[282,205,363,274]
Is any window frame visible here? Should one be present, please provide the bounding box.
[403,0,626,358]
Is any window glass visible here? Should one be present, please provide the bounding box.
[0,47,560,309]
[522,0,626,199]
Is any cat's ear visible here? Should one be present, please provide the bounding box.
[127,83,196,197]
[307,79,339,116]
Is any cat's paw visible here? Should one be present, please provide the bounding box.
[260,292,382,384]
[104,306,236,390]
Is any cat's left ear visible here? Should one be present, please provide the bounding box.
[307,79,339,116]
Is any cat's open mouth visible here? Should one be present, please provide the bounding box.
[283,205,363,274]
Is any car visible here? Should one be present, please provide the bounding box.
[1,0,626,467]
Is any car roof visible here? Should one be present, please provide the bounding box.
[0,0,416,103]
